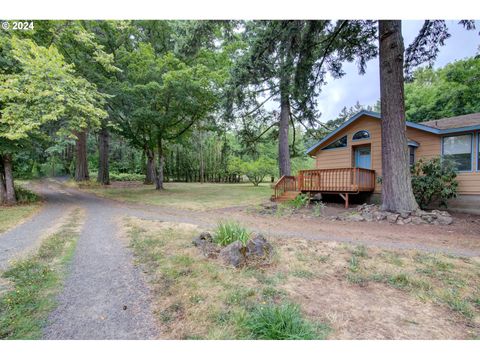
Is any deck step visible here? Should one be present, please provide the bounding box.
[275,191,301,202]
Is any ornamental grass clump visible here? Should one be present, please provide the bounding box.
[213,221,251,246]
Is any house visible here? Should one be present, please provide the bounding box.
[273,110,480,213]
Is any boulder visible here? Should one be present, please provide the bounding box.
[219,241,247,268]
[348,214,365,222]
[192,232,220,258]
[246,234,273,258]
[436,215,453,225]
[399,211,411,219]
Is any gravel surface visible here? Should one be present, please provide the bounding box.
[0,183,74,271]
[41,182,158,339]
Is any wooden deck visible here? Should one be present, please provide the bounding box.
[273,168,376,207]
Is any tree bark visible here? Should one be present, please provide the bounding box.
[0,156,6,205]
[74,130,90,182]
[278,86,291,177]
[155,136,165,190]
[97,126,110,185]
[2,154,16,205]
[378,20,419,212]
[144,148,156,185]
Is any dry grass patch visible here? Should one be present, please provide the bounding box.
[124,218,329,340]
[0,204,41,234]
[124,217,479,339]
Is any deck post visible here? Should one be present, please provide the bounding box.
[339,193,349,208]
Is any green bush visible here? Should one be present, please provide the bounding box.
[228,156,276,186]
[411,157,458,209]
[288,193,309,209]
[213,221,251,246]
[241,303,328,340]
[14,185,40,204]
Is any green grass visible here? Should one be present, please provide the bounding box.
[213,221,251,246]
[0,209,82,339]
[240,302,329,340]
[0,204,40,234]
[87,182,272,210]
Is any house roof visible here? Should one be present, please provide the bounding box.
[306,110,480,156]
[419,113,480,130]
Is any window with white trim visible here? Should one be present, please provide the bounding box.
[442,134,472,171]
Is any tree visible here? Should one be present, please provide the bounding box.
[405,57,480,122]
[378,20,419,212]
[230,20,377,177]
[0,36,107,203]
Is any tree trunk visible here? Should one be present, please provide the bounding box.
[155,136,164,190]
[2,154,16,205]
[74,130,90,182]
[378,20,419,212]
[0,156,6,205]
[144,148,156,185]
[278,83,291,177]
[97,126,110,185]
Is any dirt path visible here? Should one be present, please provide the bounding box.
[0,182,76,271]
[35,182,158,339]
[2,179,478,339]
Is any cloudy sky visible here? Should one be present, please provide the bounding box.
[317,20,480,122]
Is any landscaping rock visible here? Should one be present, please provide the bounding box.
[339,203,453,226]
[373,211,388,221]
[436,215,453,225]
[347,214,365,222]
[411,216,427,225]
[246,234,273,258]
[387,213,400,223]
[219,240,247,268]
[192,232,220,259]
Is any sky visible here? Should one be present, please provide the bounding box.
[316,20,480,122]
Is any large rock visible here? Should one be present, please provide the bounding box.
[348,214,365,222]
[436,215,453,225]
[219,241,247,268]
[192,232,220,259]
[246,234,273,258]
[387,213,400,223]
[373,211,388,221]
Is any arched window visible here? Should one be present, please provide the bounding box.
[352,130,370,141]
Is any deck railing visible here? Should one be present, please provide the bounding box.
[297,168,375,193]
[273,175,297,199]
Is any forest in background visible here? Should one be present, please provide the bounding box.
[1,21,479,194]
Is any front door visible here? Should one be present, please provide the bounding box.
[354,146,371,169]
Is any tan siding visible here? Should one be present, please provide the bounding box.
[311,116,480,195]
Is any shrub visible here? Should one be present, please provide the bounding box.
[14,185,39,204]
[411,157,458,209]
[229,157,276,186]
[89,171,144,182]
[213,221,251,246]
[241,303,327,340]
[288,193,309,209]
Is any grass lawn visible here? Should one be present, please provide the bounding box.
[0,208,83,339]
[87,182,273,210]
[125,217,480,340]
[0,204,41,234]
